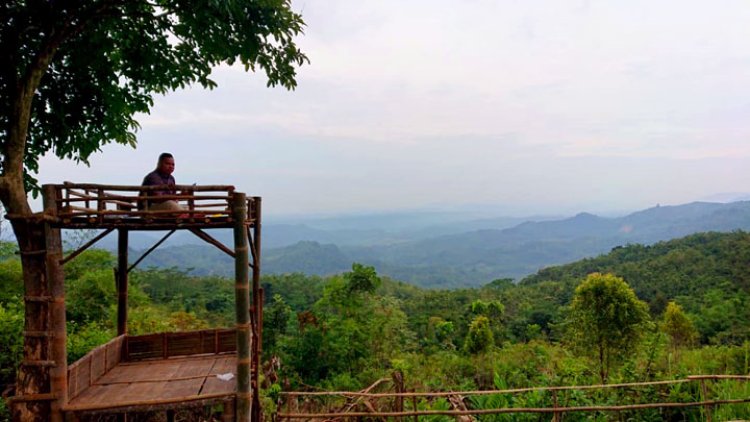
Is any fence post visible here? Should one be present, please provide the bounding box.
[393,371,404,421]
[412,394,418,422]
[552,390,560,422]
[700,379,712,422]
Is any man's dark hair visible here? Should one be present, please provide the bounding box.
[158,152,174,162]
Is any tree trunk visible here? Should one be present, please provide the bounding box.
[2,9,109,421]
[10,219,53,422]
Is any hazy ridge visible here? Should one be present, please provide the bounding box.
[120,200,750,288]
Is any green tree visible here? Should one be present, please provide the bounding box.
[464,315,494,354]
[426,316,456,350]
[566,273,650,383]
[345,263,381,294]
[2,3,306,418]
[0,302,23,386]
[264,294,292,354]
[661,301,697,349]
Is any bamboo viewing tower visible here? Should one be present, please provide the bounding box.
[8,182,263,422]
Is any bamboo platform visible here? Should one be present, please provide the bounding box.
[65,330,238,415]
[66,354,237,413]
[10,183,262,422]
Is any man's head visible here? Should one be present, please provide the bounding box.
[157,152,175,175]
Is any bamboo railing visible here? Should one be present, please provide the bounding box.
[124,328,237,361]
[41,182,262,229]
[277,375,750,420]
[67,336,125,401]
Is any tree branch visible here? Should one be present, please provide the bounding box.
[2,1,123,215]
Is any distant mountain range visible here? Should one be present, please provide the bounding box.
[117,200,750,288]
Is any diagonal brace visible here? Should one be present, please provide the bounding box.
[127,229,176,273]
[60,228,114,266]
[188,228,237,259]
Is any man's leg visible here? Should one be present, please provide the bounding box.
[149,200,186,211]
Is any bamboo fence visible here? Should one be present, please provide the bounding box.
[277,375,750,420]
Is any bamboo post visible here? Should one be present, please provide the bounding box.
[117,229,129,335]
[43,185,67,422]
[97,188,105,224]
[393,371,404,421]
[233,192,252,422]
[700,379,712,422]
[223,399,236,422]
[552,390,560,422]
[251,196,262,422]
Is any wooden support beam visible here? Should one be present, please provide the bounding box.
[232,193,252,422]
[188,228,236,258]
[7,393,57,403]
[223,399,236,422]
[61,182,234,191]
[127,230,175,273]
[250,197,262,422]
[117,229,129,336]
[59,228,114,265]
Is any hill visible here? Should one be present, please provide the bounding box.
[132,201,750,288]
[508,231,750,344]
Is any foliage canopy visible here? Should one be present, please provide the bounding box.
[1,0,307,204]
[566,273,651,382]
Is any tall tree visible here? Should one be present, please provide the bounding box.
[661,301,697,349]
[1,2,306,420]
[464,315,494,354]
[566,273,650,383]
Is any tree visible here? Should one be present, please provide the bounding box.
[345,263,381,294]
[263,294,292,354]
[1,2,306,420]
[464,315,494,354]
[566,273,650,383]
[661,301,697,349]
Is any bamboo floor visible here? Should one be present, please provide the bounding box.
[65,353,237,412]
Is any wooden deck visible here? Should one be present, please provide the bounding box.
[66,353,237,412]
[40,182,260,230]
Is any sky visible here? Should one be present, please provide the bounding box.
[36,1,750,218]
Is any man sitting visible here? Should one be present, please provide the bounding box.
[141,152,186,212]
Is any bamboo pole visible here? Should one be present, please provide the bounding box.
[189,228,236,258]
[60,182,234,191]
[127,230,176,273]
[223,399,236,422]
[552,390,560,422]
[251,196,263,422]
[233,192,252,422]
[59,194,232,202]
[700,379,712,422]
[59,228,114,265]
[43,185,67,422]
[279,378,693,398]
[117,229,129,335]
[63,392,237,412]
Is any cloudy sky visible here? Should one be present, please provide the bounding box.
[37,1,750,217]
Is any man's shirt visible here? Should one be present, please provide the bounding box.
[141,170,176,199]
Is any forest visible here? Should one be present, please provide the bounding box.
[1,231,750,420]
